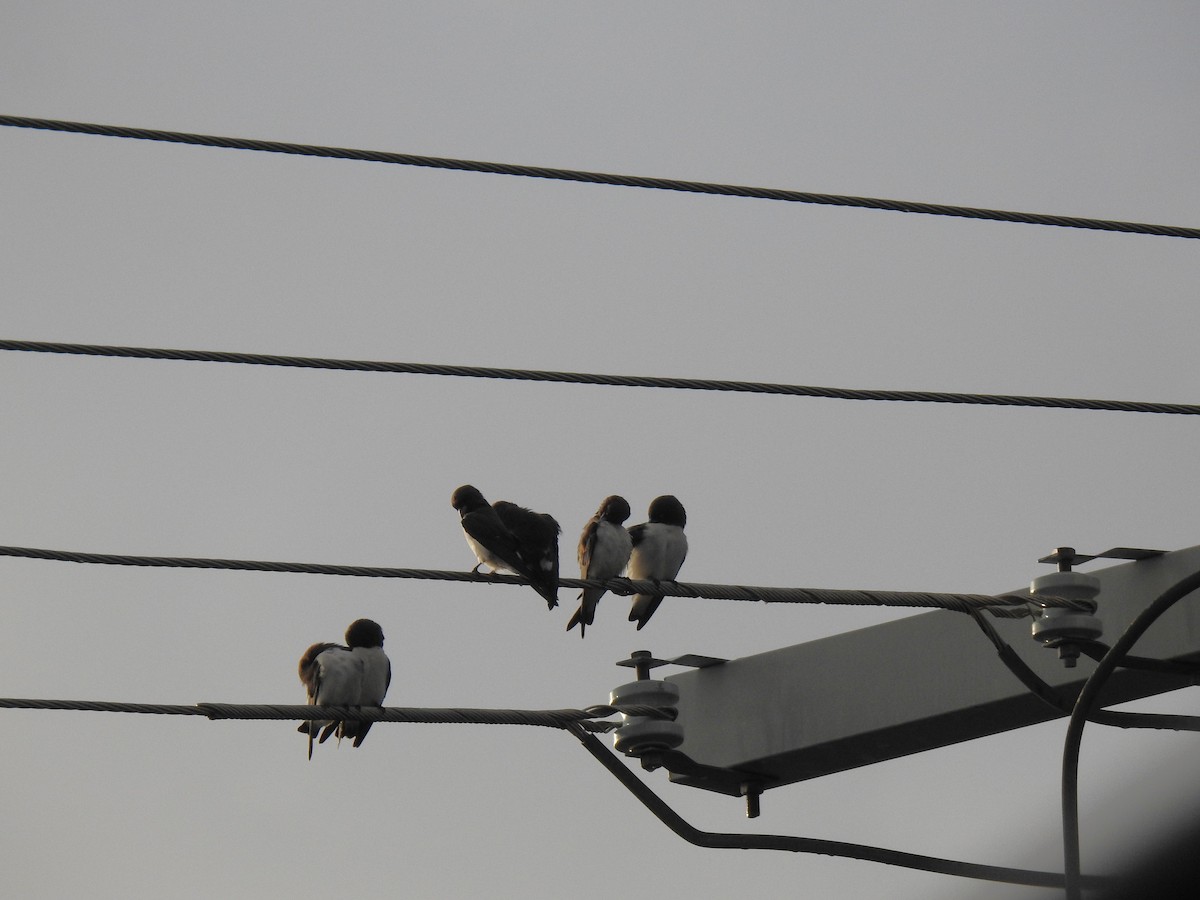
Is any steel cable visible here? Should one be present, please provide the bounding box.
[1060,567,1200,900]
[568,725,1109,889]
[3,115,1198,239]
[0,544,1086,615]
[0,698,667,730]
[4,339,1200,415]
[0,694,1108,887]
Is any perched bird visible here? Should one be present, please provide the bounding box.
[567,495,633,637]
[492,499,561,609]
[451,484,561,609]
[452,485,527,575]
[627,495,689,630]
[297,618,391,760]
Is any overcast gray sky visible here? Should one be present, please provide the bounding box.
[3,3,1199,898]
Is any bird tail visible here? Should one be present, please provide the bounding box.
[628,593,665,630]
[301,718,368,753]
[567,590,600,637]
[565,608,584,636]
[532,577,559,609]
[318,721,342,745]
[505,557,560,609]
[298,720,325,760]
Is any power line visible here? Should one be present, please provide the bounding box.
[0,544,1084,615]
[0,697,648,731]
[5,339,1200,416]
[3,114,1197,239]
[967,608,1200,732]
[1060,567,1200,900]
[0,694,1105,888]
[568,725,1108,890]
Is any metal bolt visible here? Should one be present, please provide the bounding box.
[1057,642,1081,668]
[630,650,653,681]
[741,782,762,819]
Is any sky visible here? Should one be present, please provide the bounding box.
[3,3,1199,898]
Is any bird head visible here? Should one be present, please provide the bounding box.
[451,484,487,513]
[345,618,385,649]
[647,495,686,527]
[601,495,632,524]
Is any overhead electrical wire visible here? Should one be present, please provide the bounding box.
[966,609,1200,732]
[3,114,1198,239]
[0,544,1087,616]
[3,109,1192,896]
[566,725,1107,890]
[5,339,1200,416]
[0,694,1107,888]
[0,697,656,731]
[1060,567,1200,900]
[1076,639,1200,678]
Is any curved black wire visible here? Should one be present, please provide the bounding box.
[1077,639,1200,679]
[5,339,1200,416]
[2,115,1199,239]
[567,724,1107,889]
[0,689,1106,888]
[967,610,1200,732]
[1061,568,1200,900]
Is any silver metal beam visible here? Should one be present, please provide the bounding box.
[659,546,1200,796]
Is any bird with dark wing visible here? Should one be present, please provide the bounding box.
[492,499,561,609]
[451,485,530,575]
[567,495,633,637]
[451,484,561,609]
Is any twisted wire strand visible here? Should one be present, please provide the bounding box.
[0,698,666,730]
[0,544,1083,614]
[3,115,1197,239]
[4,339,1200,416]
[0,698,208,716]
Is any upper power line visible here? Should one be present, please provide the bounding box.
[3,339,1199,416]
[3,114,1198,239]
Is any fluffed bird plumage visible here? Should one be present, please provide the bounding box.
[568,495,633,637]
[627,495,688,630]
[298,618,390,759]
